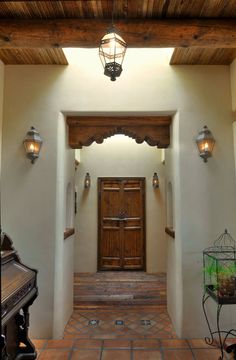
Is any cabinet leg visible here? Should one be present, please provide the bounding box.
[15,306,37,360]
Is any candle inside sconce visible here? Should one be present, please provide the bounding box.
[29,143,35,152]
[196,125,215,163]
[84,173,91,188]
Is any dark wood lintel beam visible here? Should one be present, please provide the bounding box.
[0,18,235,49]
[66,116,172,127]
[66,115,171,149]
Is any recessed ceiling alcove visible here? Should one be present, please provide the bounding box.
[66,115,171,149]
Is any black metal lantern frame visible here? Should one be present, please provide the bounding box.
[203,229,236,304]
[196,125,215,163]
[84,172,91,189]
[99,27,127,81]
[153,172,159,188]
[23,126,43,164]
[202,229,236,359]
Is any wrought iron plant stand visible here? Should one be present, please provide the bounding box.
[202,229,236,360]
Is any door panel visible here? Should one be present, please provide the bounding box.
[101,228,122,269]
[98,177,145,271]
[102,190,120,217]
[124,228,143,269]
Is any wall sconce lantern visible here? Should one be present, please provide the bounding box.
[153,172,159,188]
[84,172,91,189]
[196,125,215,163]
[23,126,43,164]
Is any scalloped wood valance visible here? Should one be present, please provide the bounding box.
[66,116,171,149]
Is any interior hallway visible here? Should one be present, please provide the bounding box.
[33,272,227,359]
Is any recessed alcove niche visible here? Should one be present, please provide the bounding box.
[64,181,75,239]
[165,181,175,238]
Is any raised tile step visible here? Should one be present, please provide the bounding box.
[73,272,167,308]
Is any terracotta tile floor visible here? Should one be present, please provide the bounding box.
[34,338,223,359]
[33,306,225,359]
[64,307,176,339]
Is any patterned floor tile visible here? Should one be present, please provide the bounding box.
[64,307,176,339]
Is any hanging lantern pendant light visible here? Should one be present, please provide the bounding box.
[99,1,127,81]
[99,28,127,81]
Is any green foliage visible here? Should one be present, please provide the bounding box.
[218,261,236,278]
[204,257,236,279]
[203,257,217,278]
[203,253,236,297]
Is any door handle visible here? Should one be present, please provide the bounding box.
[119,211,125,219]
[119,211,127,220]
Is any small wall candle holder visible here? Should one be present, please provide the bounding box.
[84,172,91,189]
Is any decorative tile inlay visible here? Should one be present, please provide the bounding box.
[64,308,177,339]
[89,320,99,326]
[141,320,151,326]
[115,320,124,326]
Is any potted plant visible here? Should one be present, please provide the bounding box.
[217,262,236,298]
[204,258,236,298]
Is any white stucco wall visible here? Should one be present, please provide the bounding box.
[2,49,236,338]
[173,65,236,337]
[75,135,166,273]
[234,123,236,176]
[2,66,74,338]
[165,113,183,336]
[53,113,74,338]
[230,59,236,175]
[230,59,236,112]
[0,60,4,180]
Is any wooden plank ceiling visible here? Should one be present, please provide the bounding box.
[0,0,235,65]
[170,48,236,65]
[0,48,68,65]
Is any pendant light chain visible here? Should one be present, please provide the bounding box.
[111,0,115,28]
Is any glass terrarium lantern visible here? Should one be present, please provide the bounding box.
[203,229,236,304]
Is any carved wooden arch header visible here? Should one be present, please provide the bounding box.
[66,116,171,149]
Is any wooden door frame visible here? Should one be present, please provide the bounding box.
[97,177,146,271]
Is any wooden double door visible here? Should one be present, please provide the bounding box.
[98,177,146,271]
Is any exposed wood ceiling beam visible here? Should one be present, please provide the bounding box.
[0,18,236,49]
